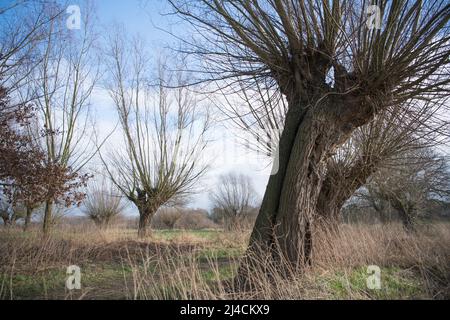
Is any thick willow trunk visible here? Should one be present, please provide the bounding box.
[243,99,308,263]
[316,159,378,231]
[273,109,345,269]
[241,94,374,280]
[400,211,415,232]
[316,172,347,231]
[241,108,332,276]
[2,216,10,227]
[316,193,344,232]
[388,198,417,232]
[137,207,156,238]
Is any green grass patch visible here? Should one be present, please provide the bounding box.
[154,229,221,241]
[324,266,425,299]
[197,246,244,261]
[201,264,238,282]
[1,263,132,300]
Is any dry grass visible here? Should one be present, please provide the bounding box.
[0,222,448,300]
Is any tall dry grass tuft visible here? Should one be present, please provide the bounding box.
[123,245,230,300]
[314,223,449,267]
[313,223,450,296]
[124,223,450,300]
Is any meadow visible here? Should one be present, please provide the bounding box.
[1,222,448,300]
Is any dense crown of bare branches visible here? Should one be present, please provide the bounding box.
[170,0,449,102]
[315,98,449,220]
[102,32,211,237]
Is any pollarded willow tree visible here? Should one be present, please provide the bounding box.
[360,148,450,231]
[102,32,211,238]
[315,99,450,227]
[215,80,450,231]
[169,0,450,272]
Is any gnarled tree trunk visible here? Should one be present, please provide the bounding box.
[137,205,156,238]
[391,201,417,232]
[2,216,10,227]
[316,157,381,231]
[398,209,416,232]
[316,187,345,232]
[242,94,375,277]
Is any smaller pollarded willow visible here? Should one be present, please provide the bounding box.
[101,31,211,238]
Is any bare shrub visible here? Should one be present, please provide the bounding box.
[210,173,259,231]
[174,209,217,230]
[211,206,259,231]
[151,207,183,230]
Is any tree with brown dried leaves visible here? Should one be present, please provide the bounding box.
[0,85,90,231]
[26,2,99,235]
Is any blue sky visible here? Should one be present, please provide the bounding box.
[1,0,272,213]
[79,0,272,211]
[95,0,175,45]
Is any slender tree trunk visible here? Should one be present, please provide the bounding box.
[23,206,33,231]
[43,200,53,236]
